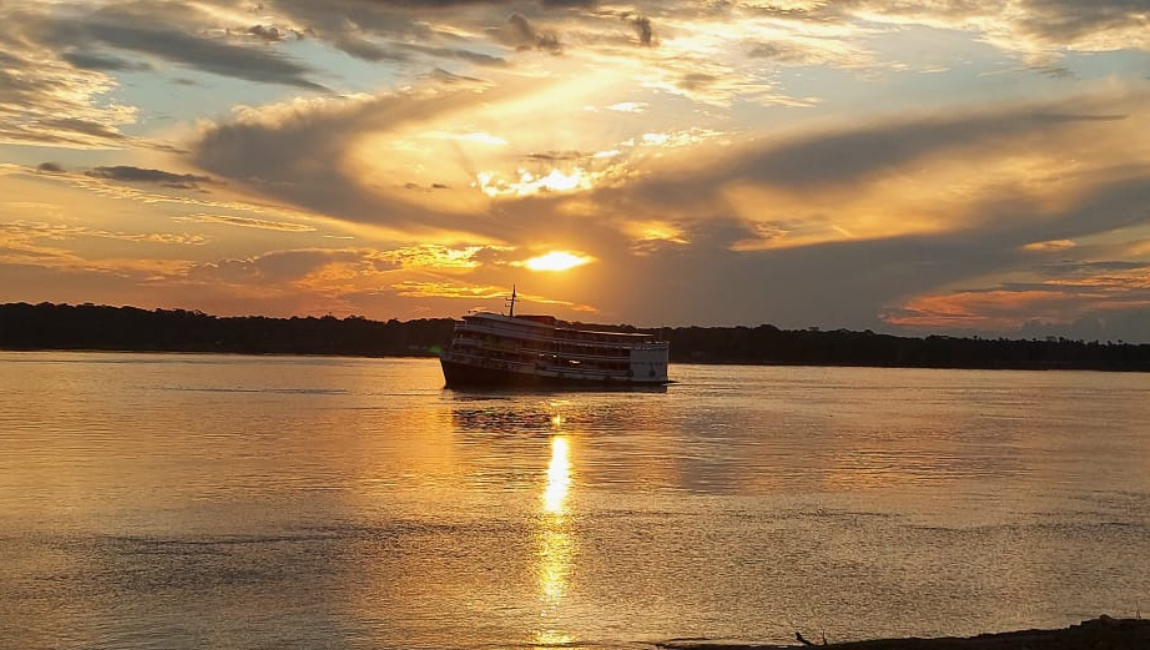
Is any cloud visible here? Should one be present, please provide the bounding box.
[259,0,514,64]
[188,89,521,237]
[173,214,317,233]
[524,151,586,162]
[24,2,328,91]
[1,219,208,249]
[887,264,1150,337]
[738,112,1125,189]
[494,13,563,54]
[1021,239,1077,252]
[630,15,654,47]
[86,165,218,190]
[13,0,1150,336]
[403,182,452,192]
[425,67,489,86]
[189,249,373,284]
[243,24,303,44]
[745,37,874,68]
[60,50,153,72]
[0,13,137,148]
[527,89,1150,332]
[874,172,1150,336]
[629,96,1135,222]
[180,74,1150,334]
[398,42,508,67]
[186,244,499,289]
[838,0,1150,64]
[389,280,595,311]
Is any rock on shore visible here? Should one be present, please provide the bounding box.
[659,616,1150,650]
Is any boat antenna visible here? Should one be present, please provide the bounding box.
[506,284,517,317]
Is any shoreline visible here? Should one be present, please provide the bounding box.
[5,302,1150,373]
[659,617,1150,650]
[5,346,1150,374]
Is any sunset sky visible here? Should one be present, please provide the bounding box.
[3,1,1150,340]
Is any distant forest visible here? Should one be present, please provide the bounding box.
[4,302,1150,372]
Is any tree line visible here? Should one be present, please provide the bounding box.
[0,302,456,357]
[3,302,1150,371]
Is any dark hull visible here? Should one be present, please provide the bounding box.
[440,358,668,391]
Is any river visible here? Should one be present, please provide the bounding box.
[1,352,1148,649]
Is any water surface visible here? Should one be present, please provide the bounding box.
[2,352,1148,649]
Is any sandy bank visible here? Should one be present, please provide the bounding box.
[659,616,1150,650]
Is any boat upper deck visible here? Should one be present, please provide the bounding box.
[456,311,665,349]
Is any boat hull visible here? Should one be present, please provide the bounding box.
[440,358,667,390]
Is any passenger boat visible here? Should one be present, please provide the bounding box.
[440,288,670,388]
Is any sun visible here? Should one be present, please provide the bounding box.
[522,251,594,272]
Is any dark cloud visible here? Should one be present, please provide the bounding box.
[678,72,718,91]
[403,181,451,191]
[264,0,444,62]
[40,118,128,141]
[1005,0,1150,44]
[266,0,511,64]
[1021,308,1150,344]
[36,162,65,173]
[747,42,794,60]
[249,249,362,282]
[61,50,153,72]
[326,33,410,62]
[399,42,507,66]
[350,0,596,6]
[243,24,303,43]
[733,111,1092,188]
[636,104,1129,205]
[27,4,328,91]
[494,13,563,54]
[1039,260,1150,277]
[86,165,217,190]
[426,67,487,85]
[839,0,1150,59]
[525,150,585,161]
[732,0,1150,61]
[630,15,654,46]
[745,40,851,66]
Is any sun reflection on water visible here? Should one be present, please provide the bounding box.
[535,431,576,647]
[542,436,571,516]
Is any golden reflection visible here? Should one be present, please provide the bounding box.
[533,629,575,647]
[538,520,573,604]
[542,436,571,516]
[535,432,576,645]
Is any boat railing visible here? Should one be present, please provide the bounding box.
[454,338,653,363]
[442,350,631,380]
[456,320,663,350]
[449,339,636,364]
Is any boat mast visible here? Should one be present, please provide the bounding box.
[506,284,517,317]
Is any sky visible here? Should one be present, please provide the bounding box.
[2,1,1150,341]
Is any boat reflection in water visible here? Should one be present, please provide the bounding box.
[534,426,576,648]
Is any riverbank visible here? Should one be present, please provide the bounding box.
[660,617,1150,650]
[5,302,1150,372]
